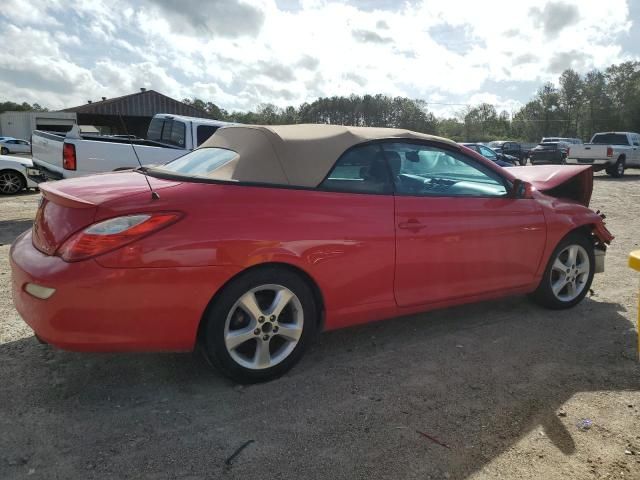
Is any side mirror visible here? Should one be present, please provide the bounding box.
[511,179,532,199]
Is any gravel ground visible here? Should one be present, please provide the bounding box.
[0,173,639,479]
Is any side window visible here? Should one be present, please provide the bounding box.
[319,144,392,194]
[196,125,219,146]
[165,120,186,147]
[382,142,508,197]
[479,145,498,160]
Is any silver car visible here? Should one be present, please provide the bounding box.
[0,138,31,155]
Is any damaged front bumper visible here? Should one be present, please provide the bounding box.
[594,248,606,274]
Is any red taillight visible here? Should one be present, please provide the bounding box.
[57,213,181,262]
[63,142,76,170]
[606,147,613,157]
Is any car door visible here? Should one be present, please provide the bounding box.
[384,142,546,307]
[20,141,31,153]
[14,140,29,153]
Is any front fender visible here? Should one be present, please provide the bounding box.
[535,195,613,277]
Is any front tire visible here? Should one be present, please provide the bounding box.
[201,267,317,383]
[531,233,595,309]
[0,147,8,155]
[0,170,26,195]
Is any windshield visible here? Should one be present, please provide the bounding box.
[591,133,629,145]
[156,147,238,177]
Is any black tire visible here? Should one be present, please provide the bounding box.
[0,169,26,195]
[0,147,8,155]
[201,267,317,383]
[531,232,595,309]
[606,157,625,178]
[519,156,527,166]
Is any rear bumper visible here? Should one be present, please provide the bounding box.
[10,231,239,352]
[31,160,65,181]
[566,158,609,166]
[530,154,564,165]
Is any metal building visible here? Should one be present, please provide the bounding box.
[0,111,78,140]
[63,89,214,138]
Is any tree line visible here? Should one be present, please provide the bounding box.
[4,61,639,143]
[184,60,640,143]
[0,101,48,115]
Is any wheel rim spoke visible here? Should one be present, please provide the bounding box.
[225,326,256,350]
[253,339,272,368]
[238,291,263,321]
[268,288,293,317]
[552,257,568,273]
[276,324,302,342]
[576,263,589,275]
[552,277,567,296]
[567,246,578,266]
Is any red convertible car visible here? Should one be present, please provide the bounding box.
[11,125,613,382]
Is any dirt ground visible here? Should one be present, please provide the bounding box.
[1,173,639,480]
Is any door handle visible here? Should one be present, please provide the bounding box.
[398,219,426,230]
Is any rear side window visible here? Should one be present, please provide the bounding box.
[196,125,219,146]
[591,133,630,145]
[160,148,238,176]
[319,144,392,194]
[147,118,186,147]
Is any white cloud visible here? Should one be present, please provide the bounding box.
[0,0,636,114]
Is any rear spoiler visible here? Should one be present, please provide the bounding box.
[40,182,96,209]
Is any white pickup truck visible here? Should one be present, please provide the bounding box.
[31,114,231,180]
[566,131,640,178]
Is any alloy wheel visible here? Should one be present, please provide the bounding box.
[550,244,590,302]
[224,284,304,370]
[0,171,23,194]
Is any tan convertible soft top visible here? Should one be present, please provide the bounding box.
[198,124,455,187]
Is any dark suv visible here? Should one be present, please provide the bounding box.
[487,141,527,165]
[529,141,571,165]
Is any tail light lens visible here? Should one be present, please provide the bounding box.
[57,212,181,262]
[63,142,76,170]
[606,147,613,157]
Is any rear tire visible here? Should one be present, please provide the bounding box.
[531,233,595,309]
[0,147,8,155]
[606,157,625,178]
[201,267,317,383]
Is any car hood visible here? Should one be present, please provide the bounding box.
[0,154,33,167]
[509,165,593,206]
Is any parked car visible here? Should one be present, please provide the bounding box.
[11,125,613,383]
[542,137,582,145]
[30,114,232,181]
[0,138,31,155]
[566,131,640,178]
[529,141,571,165]
[459,143,515,166]
[487,141,528,165]
[0,155,40,194]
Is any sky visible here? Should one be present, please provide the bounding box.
[1,0,638,117]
